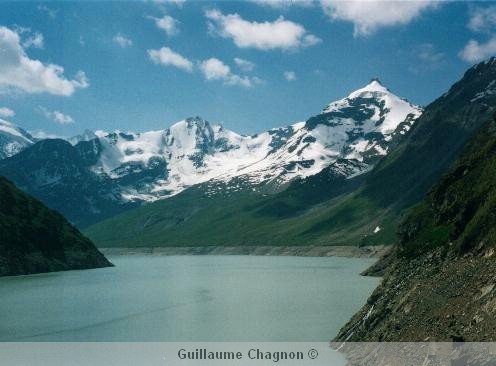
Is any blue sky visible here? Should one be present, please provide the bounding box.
[0,1,495,137]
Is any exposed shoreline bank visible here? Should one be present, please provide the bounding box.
[100,245,391,258]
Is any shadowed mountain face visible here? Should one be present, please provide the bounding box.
[0,176,112,277]
[335,115,496,342]
[84,59,496,249]
[0,81,419,228]
[0,139,140,228]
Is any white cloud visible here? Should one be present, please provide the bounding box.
[416,43,444,63]
[29,129,64,140]
[320,0,438,37]
[38,106,75,125]
[254,0,314,8]
[148,47,193,72]
[113,33,133,48]
[148,15,179,36]
[200,58,230,80]
[459,36,496,63]
[23,32,44,49]
[168,0,186,6]
[151,0,185,6]
[200,58,256,87]
[462,6,496,63]
[147,0,185,15]
[0,107,15,118]
[205,9,321,50]
[37,4,58,19]
[283,71,296,81]
[0,26,89,96]
[409,43,444,74]
[234,57,255,72]
[13,27,44,49]
[468,6,496,33]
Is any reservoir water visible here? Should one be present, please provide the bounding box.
[0,255,379,341]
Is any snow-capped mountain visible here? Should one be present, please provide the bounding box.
[0,119,35,159]
[0,80,422,226]
[90,118,304,200]
[216,79,421,187]
[86,79,421,200]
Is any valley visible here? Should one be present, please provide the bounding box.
[1,51,496,345]
[3,0,496,358]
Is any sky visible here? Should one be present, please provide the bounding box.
[0,1,495,138]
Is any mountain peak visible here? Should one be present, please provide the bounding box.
[367,77,386,89]
[185,116,206,124]
[347,79,390,99]
[170,117,226,134]
[322,79,419,114]
[172,116,208,129]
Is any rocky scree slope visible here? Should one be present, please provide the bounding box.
[335,114,496,342]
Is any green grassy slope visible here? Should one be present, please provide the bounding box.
[85,168,382,247]
[0,176,112,276]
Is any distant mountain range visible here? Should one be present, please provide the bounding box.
[0,79,421,227]
[84,58,496,248]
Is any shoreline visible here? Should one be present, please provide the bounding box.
[99,245,391,258]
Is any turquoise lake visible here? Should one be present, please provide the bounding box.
[0,255,379,341]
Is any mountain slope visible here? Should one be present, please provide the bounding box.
[361,57,496,209]
[0,119,35,159]
[281,56,496,246]
[84,165,370,247]
[85,59,496,248]
[335,114,496,342]
[0,139,140,227]
[0,176,112,276]
[0,80,419,228]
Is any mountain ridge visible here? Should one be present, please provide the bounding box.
[0,80,420,227]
